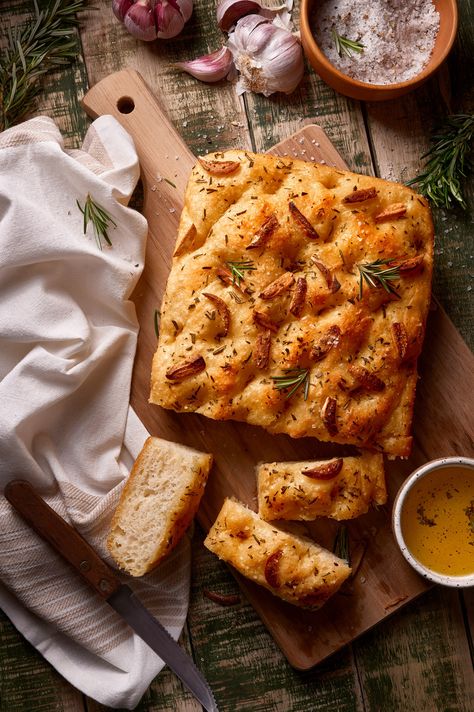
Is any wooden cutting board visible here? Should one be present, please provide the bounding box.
[82,69,474,670]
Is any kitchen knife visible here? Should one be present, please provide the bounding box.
[4,479,219,712]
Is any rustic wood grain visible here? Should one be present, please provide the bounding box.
[353,587,474,712]
[0,0,473,710]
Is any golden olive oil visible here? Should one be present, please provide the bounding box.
[401,466,474,577]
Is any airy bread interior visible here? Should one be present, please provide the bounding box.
[107,436,213,576]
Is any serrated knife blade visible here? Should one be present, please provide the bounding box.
[4,479,219,712]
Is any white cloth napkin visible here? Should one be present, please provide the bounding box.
[0,116,191,709]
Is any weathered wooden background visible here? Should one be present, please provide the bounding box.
[0,0,473,710]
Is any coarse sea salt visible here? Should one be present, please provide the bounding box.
[312,0,440,85]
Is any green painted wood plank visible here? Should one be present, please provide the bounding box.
[0,0,89,145]
[0,609,85,711]
[353,587,474,712]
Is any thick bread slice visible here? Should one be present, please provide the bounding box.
[258,452,386,522]
[204,498,351,609]
[108,437,213,576]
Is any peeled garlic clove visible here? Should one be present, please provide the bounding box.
[216,0,262,32]
[177,47,235,82]
[112,0,133,22]
[124,0,157,41]
[155,0,185,39]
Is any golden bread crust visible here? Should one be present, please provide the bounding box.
[150,151,434,457]
[204,498,351,609]
[257,451,386,521]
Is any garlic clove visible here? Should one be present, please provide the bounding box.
[177,47,235,83]
[155,0,185,39]
[216,0,262,32]
[124,0,157,41]
[112,0,133,22]
[175,0,193,22]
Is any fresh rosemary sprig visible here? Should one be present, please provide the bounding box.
[407,114,474,210]
[226,260,256,287]
[0,0,86,131]
[271,368,310,400]
[76,194,117,250]
[358,259,400,299]
[333,525,350,563]
[332,29,364,59]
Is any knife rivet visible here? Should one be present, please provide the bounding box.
[99,578,111,592]
[79,560,91,572]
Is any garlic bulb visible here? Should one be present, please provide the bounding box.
[177,47,235,83]
[112,0,192,41]
[227,14,304,96]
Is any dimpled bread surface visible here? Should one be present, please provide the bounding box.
[150,150,434,458]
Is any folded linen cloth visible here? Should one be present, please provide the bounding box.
[0,116,191,709]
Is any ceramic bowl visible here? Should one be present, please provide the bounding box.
[300,0,459,101]
[392,457,474,588]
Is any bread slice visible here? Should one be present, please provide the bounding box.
[257,452,386,522]
[107,436,213,576]
[204,498,351,609]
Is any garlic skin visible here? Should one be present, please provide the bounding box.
[216,0,261,32]
[227,14,304,96]
[124,0,156,41]
[112,0,133,21]
[112,0,193,41]
[177,47,235,82]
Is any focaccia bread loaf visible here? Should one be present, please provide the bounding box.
[257,451,386,522]
[150,150,434,457]
[204,498,351,609]
[107,436,213,576]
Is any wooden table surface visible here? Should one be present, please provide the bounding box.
[1,1,473,711]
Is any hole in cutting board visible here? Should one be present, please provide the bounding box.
[117,96,135,114]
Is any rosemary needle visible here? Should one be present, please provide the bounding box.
[332,30,364,59]
[271,368,310,400]
[408,113,474,210]
[333,525,350,564]
[226,260,256,287]
[76,194,117,250]
[358,259,400,299]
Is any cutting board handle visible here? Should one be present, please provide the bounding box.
[81,69,195,199]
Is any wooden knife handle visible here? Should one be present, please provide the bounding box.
[4,480,121,599]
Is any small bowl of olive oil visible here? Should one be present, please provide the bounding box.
[392,457,474,587]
